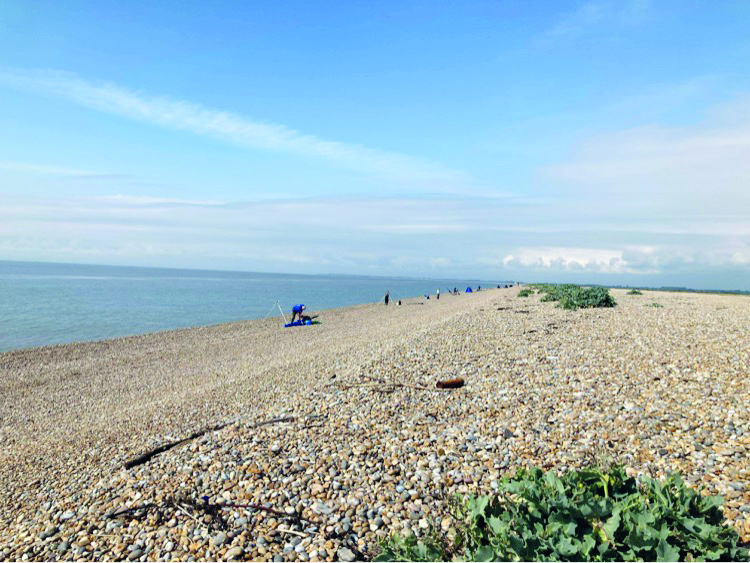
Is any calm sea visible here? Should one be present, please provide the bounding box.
[0,261,509,352]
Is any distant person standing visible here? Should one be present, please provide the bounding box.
[436,288,440,300]
[384,291,390,306]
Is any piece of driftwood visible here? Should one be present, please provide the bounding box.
[276,527,309,537]
[329,381,433,392]
[124,415,296,469]
[435,378,465,389]
[107,497,310,532]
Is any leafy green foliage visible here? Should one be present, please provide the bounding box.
[627,289,643,295]
[374,530,446,561]
[533,284,617,310]
[517,288,534,298]
[376,466,749,562]
[646,302,664,308]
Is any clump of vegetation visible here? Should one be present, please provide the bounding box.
[533,284,617,310]
[627,289,643,295]
[517,288,534,298]
[647,302,664,308]
[377,466,748,562]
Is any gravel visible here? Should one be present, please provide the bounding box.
[1,287,750,560]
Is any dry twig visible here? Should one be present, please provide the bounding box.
[124,415,296,469]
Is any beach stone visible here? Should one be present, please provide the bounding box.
[212,532,227,547]
[128,548,143,560]
[39,526,59,540]
[225,546,244,560]
[56,541,70,553]
[337,547,357,562]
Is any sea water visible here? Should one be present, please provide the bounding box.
[0,260,509,352]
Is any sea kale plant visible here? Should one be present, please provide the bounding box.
[627,289,643,295]
[517,288,534,298]
[533,284,617,310]
[376,466,749,562]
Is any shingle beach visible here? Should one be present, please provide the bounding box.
[2,287,750,561]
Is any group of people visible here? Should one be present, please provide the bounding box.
[294,283,516,321]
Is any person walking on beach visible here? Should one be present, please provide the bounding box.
[436,288,440,300]
[291,304,306,323]
[384,291,390,306]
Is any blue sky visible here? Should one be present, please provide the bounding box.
[1,0,750,289]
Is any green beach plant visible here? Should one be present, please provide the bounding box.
[517,288,534,298]
[534,284,617,310]
[376,466,749,562]
[627,289,643,295]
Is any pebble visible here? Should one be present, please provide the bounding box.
[337,547,357,561]
[57,542,70,553]
[212,532,227,547]
[39,526,58,540]
[224,546,244,560]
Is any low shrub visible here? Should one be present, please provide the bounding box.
[517,288,534,298]
[377,466,749,562]
[536,284,616,310]
[627,289,643,295]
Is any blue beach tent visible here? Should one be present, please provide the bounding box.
[466,287,473,293]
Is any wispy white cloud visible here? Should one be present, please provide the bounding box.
[545,118,750,217]
[539,0,651,45]
[93,195,223,207]
[0,68,467,189]
[0,159,95,176]
[1,189,749,285]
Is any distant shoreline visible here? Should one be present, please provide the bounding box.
[0,259,510,353]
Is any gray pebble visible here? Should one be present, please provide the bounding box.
[212,532,227,547]
[56,541,70,553]
[337,547,357,562]
[40,526,59,540]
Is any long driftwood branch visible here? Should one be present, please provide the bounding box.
[329,381,435,392]
[124,415,296,469]
[107,498,310,524]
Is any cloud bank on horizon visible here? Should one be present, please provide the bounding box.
[0,0,749,289]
